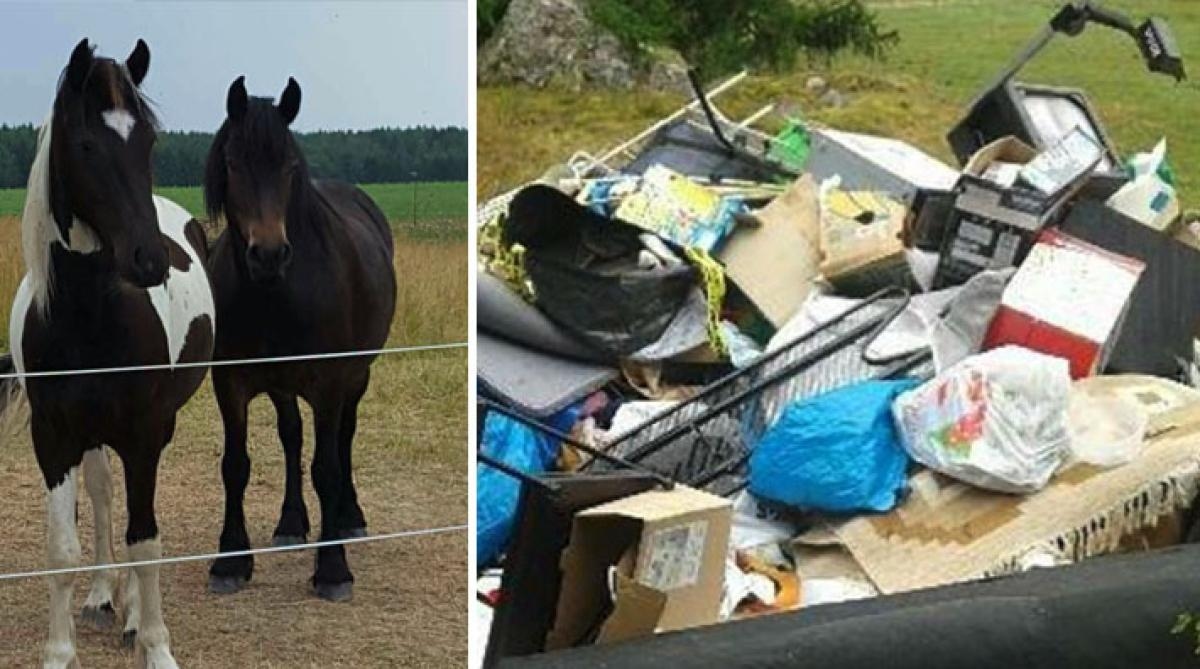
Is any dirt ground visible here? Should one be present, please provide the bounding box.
[0,232,469,667]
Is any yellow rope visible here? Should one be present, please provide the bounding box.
[479,213,533,300]
[685,247,728,357]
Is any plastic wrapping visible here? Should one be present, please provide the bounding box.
[749,379,919,513]
[892,346,1072,494]
[476,405,580,569]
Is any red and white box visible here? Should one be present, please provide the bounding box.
[982,230,1145,379]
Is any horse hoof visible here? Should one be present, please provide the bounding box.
[122,630,137,649]
[82,601,117,630]
[313,581,353,602]
[339,527,367,540]
[272,534,307,547]
[208,574,249,595]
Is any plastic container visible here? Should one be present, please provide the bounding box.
[1066,393,1148,468]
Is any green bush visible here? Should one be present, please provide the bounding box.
[589,0,898,77]
[478,0,512,45]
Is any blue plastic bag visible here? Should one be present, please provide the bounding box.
[476,404,580,569]
[749,379,918,513]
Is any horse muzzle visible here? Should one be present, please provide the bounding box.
[245,242,293,283]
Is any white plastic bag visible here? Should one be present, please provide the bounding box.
[892,346,1072,494]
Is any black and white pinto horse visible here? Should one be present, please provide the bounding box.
[9,40,213,668]
[203,77,395,601]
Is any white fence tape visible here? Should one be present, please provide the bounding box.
[0,524,467,582]
[0,341,467,380]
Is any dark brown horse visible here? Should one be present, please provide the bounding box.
[203,76,396,601]
[9,39,214,668]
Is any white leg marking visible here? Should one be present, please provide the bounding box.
[44,468,81,669]
[122,568,141,639]
[82,448,117,615]
[101,109,136,142]
[128,538,178,669]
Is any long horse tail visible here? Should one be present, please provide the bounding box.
[0,354,29,441]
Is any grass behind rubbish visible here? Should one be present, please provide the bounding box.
[480,0,1200,206]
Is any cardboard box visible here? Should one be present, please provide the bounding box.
[718,175,821,329]
[546,485,732,649]
[807,129,960,204]
[817,183,912,296]
[934,137,1095,289]
[982,230,1145,379]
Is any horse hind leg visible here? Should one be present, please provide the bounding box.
[336,373,369,539]
[311,398,353,602]
[268,392,309,546]
[80,447,118,630]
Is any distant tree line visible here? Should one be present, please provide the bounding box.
[0,125,467,188]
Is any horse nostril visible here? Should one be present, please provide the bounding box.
[279,243,293,265]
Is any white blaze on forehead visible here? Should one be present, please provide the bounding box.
[101,108,136,142]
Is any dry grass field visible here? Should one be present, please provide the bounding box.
[0,213,468,667]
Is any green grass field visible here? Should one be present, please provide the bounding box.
[0,181,467,233]
[481,0,1200,206]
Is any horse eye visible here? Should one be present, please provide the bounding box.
[80,140,96,154]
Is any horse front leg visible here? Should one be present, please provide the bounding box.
[80,446,118,631]
[310,396,353,601]
[209,370,254,594]
[37,433,84,669]
[268,391,309,546]
[119,445,176,669]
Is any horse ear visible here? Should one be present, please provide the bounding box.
[66,38,92,91]
[277,77,301,126]
[126,39,150,87]
[227,76,247,122]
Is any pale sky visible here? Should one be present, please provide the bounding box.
[0,1,468,132]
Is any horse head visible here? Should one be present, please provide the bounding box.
[50,38,165,289]
[205,76,304,283]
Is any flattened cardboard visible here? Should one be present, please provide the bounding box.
[718,175,820,329]
[547,485,732,650]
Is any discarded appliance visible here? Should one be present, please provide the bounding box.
[806,128,959,205]
[948,0,1185,189]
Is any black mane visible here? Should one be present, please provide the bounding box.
[203,96,312,226]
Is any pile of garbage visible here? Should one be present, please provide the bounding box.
[474,3,1199,667]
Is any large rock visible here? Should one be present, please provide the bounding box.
[479,0,688,92]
